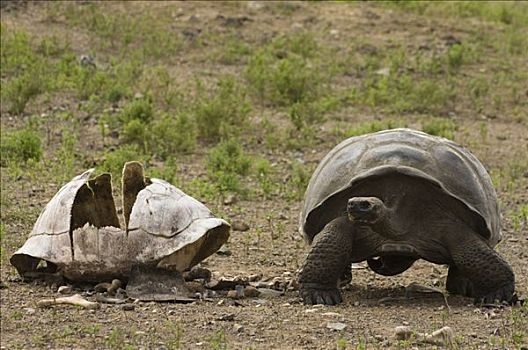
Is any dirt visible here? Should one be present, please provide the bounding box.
[1,2,527,349]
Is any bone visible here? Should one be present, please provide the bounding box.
[37,294,100,309]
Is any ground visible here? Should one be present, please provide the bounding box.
[1,1,527,349]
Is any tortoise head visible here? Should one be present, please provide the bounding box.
[347,197,387,225]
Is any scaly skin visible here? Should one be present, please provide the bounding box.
[298,216,354,305]
[449,234,515,303]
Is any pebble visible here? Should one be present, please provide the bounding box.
[24,307,36,315]
[232,222,250,232]
[257,288,283,298]
[58,285,72,294]
[233,324,244,333]
[121,304,135,311]
[244,286,260,298]
[326,322,347,331]
[248,274,262,282]
[223,194,237,205]
[394,326,412,340]
[322,312,341,317]
[217,313,235,321]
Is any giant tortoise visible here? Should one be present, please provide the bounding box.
[298,128,515,305]
[11,161,230,300]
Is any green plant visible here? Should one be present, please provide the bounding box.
[447,44,465,71]
[2,65,48,114]
[421,118,458,140]
[100,145,147,180]
[119,97,154,124]
[208,330,228,350]
[206,139,251,194]
[285,161,310,201]
[122,119,148,150]
[0,127,42,166]
[150,114,197,157]
[194,77,251,141]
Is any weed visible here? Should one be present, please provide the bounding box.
[208,330,229,350]
[2,64,48,114]
[150,114,197,158]
[0,222,5,260]
[106,327,125,349]
[165,322,183,350]
[206,139,251,194]
[100,145,148,180]
[421,118,457,140]
[0,127,43,166]
[194,77,251,141]
[119,97,154,125]
[122,119,148,150]
[285,161,310,201]
[446,44,466,71]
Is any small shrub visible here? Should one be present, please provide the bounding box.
[3,67,47,114]
[286,161,310,201]
[150,114,197,158]
[206,139,251,194]
[194,77,251,141]
[0,128,42,166]
[119,97,154,124]
[122,119,148,149]
[447,44,465,71]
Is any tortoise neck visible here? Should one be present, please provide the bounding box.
[368,209,402,239]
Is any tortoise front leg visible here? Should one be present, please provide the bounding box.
[450,234,515,303]
[298,216,354,305]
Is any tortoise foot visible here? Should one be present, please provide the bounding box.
[475,282,515,304]
[300,283,342,305]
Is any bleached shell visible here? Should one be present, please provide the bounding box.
[10,172,230,281]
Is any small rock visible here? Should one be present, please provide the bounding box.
[233,324,244,333]
[217,313,235,321]
[216,245,232,256]
[326,322,347,331]
[206,277,248,290]
[24,307,36,315]
[227,289,244,299]
[424,326,454,346]
[248,274,262,282]
[251,299,268,306]
[58,285,72,294]
[121,304,135,311]
[244,286,260,298]
[223,195,237,205]
[353,301,360,307]
[257,288,283,298]
[232,222,250,232]
[305,308,318,313]
[322,312,341,317]
[375,67,390,77]
[134,92,144,100]
[394,326,412,340]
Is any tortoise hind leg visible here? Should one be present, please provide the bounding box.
[450,235,514,303]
